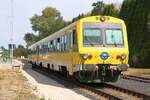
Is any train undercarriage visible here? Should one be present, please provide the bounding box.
[74,64,129,83]
[30,61,129,83]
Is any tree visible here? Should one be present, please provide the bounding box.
[13,45,28,58]
[91,1,119,17]
[91,1,105,16]
[18,45,24,48]
[72,13,90,23]
[24,33,38,47]
[120,0,150,67]
[30,7,66,39]
[103,4,119,17]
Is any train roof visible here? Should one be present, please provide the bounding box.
[28,21,77,49]
[28,16,124,49]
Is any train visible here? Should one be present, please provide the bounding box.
[27,16,129,83]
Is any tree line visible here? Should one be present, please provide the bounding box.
[120,0,150,67]
[22,0,150,67]
[24,1,120,47]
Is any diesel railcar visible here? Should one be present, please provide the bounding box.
[28,16,129,83]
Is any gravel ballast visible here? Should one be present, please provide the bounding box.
[108,78,150,96]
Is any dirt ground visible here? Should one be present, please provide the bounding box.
[0,66,39,100]
[0,60,90,100]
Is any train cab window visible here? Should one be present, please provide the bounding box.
[83,28,102,47]
[105,29,124,46]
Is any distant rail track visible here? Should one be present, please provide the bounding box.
[94,83,150,99]
[78,82,150,100]
[28,63,150,100]
[121,75,150,83]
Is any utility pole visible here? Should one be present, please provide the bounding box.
[9,0,14,64]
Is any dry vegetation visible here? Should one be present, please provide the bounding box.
[124,68,150,77]
[0,69,39,100]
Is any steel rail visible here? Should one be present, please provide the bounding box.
[27,62,150,100]
[103,83,150,99]
[121,75,150,83]
[31,66,122,99]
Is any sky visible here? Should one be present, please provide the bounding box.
[0,0,123,48]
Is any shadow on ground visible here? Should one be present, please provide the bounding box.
[22,62,77,89]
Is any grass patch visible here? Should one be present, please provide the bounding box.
[40,96,45,100]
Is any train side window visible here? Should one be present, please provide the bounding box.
[57,38,60,52]
[42,44,44,54]
[42,43,48,54]
[50,41,53,52]
[46,43,49,53]
[48,42,51,52]
[60,37,62,51]
[53,39,57,52]
[60,36,64,52]
[38,45,41,54]
[28,49,32,55]
[66,32,72,50]
[64,35,67,51]
[36,45,40,54]
[73,29,78,51]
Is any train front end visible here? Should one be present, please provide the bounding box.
[74,16,129,83]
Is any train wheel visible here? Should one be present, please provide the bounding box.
[47,64,50,69]
[40,62,42,69]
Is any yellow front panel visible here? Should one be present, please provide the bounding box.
[76,16,129,65]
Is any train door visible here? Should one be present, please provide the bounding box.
[66,30,73,75]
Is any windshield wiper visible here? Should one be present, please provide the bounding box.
[111,32,117,47]
[85,37,94,47]
[114,42,117,47]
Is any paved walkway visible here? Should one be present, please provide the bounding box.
[18,60,89,100]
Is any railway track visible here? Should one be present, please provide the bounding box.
[93,83,150,100]
[28,64,150,100]
[121,74,150,83]
[77,82,150,100]
[32,67,122,99]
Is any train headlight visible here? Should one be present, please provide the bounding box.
[80,54,92,60]
[116,54,126,60]
[121,54,126,60]
[116,55,121,59]
[100,16,105,22]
